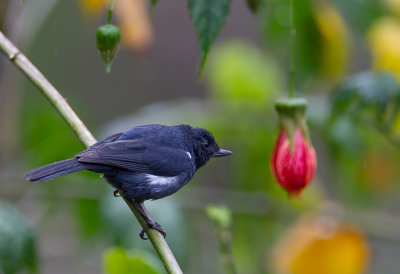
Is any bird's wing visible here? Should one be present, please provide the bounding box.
[76,132,123,157]
[76,139,192,176]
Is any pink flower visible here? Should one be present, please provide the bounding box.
[271,128,316,196]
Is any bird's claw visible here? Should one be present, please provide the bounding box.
[113,189,120,197]
[139,221,166,240]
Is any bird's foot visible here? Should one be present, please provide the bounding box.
[113,189,120,197]
[139,220,167,240]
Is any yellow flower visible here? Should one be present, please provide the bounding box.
[271,215,370,274]
[367,17,400,81]
[78,0,108,17]
[314,2,349,79]
[114,0,153,51]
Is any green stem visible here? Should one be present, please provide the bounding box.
[218,229,237,274]
[289,0,296,98]
[0,30,183,274]
[107,0,115,24]
[123,197,182,273]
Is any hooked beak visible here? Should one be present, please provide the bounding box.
[212,149,233,157]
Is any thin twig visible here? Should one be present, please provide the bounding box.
[107,0,115,24]
[289,0,296,98]
[217,228,237,274]
[0,30,182,274]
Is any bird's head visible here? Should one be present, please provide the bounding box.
[191,127,232,169]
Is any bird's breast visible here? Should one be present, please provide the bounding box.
[146,174,179,186]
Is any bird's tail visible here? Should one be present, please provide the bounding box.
[24,158,86,183]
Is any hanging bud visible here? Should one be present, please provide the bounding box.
[271,98,317,196]
[96,24,121,73]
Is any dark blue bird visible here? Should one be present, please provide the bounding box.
[24,124,232,238]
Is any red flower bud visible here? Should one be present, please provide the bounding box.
[271,128,316,196]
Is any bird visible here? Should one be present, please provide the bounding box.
[24,124,232,239]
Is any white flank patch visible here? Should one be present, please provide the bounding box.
[146,174,178,185]
[186,151,192,159]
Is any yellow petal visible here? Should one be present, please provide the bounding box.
[367,17,400,82]
[314,2,349,79]
[78,0,108,18]
[271,215,370,274]
[114,0,153,51]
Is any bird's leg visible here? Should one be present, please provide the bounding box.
[130,200,167,240]
[113,188,120,197]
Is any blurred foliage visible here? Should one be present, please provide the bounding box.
[20,88,84,166]
[151,0,158,11]
[0,203,37,274]
[76,198,104,239]
[245,0,265,15]
[103,247,162,274]
[331,71,400,142]
[334,0,385,32]
[383,0,400,17]
[207,41,283,106]
[206,205,232,230]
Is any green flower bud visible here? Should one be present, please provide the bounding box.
[96,24,121,73]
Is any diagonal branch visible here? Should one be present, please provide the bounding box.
[0,31,182,274]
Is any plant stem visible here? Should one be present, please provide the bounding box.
[0,30,183,274]
[218,229,237,274]
[108,0,115,24]
[289,0,296,98]
[122,197,182,273]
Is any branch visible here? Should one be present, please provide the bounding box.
[0,31,182,274]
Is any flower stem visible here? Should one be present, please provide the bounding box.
[289,0,296,98]
[107,0,115,24]
[218,229,237,274]
[0,30,182,274]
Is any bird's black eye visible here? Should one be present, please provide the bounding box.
[202,139,209,148]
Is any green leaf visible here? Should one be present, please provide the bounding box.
[331,71,400,135]
[103,248,162,274]
[0,202,37,273]
[187,0,232,73]
[333,0,386,32]
[205,205,232,230]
